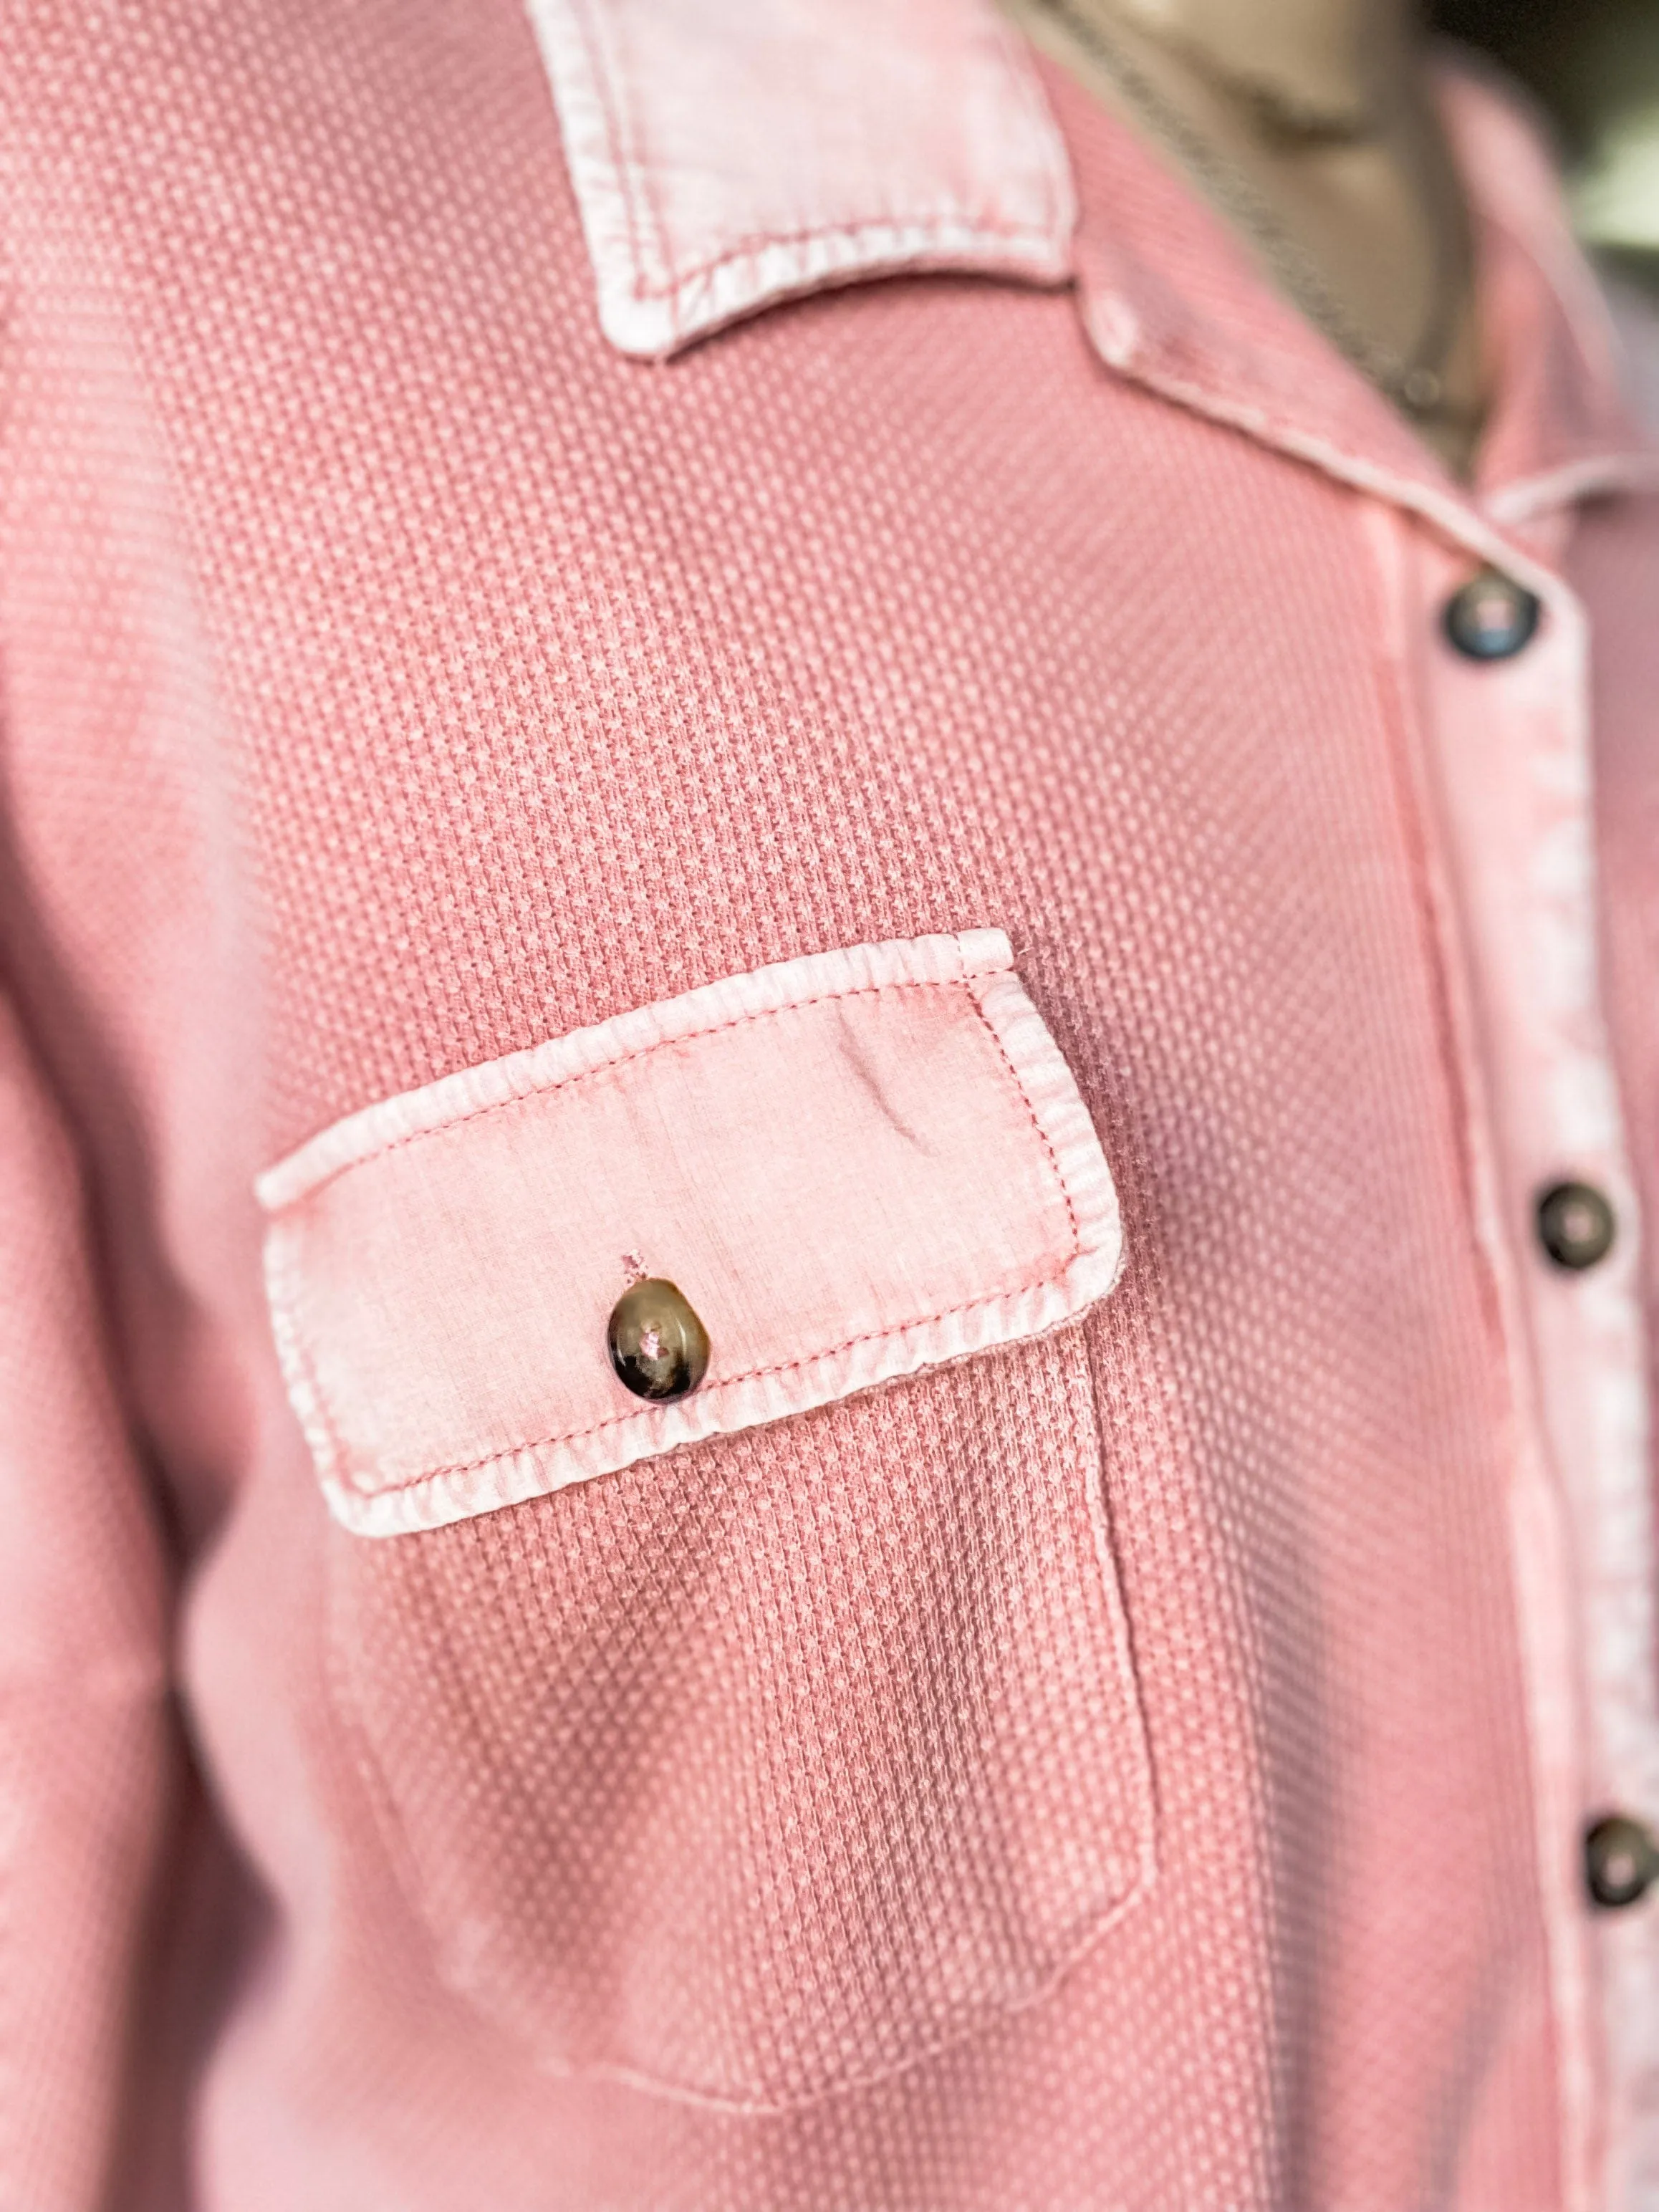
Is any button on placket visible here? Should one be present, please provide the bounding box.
[1413,517,1659,2160]
[1536,1179,1617,1271]
[1443,567,1543,661]
[1586,1813,1659,1910]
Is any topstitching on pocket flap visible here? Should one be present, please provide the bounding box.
[257,928,1124,1537]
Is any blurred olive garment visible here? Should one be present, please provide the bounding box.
[2,4,1658,2208]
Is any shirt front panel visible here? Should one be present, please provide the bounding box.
[0,6,1652,2208]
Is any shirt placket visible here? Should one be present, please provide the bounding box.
[1395,504,1659,2211]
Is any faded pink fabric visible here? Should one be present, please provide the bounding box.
[1,3,1658,2208]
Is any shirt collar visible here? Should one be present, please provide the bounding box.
[527,0,1657,522]
[524,0,1075,360]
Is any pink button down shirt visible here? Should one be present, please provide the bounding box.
[4,4,1658,2208]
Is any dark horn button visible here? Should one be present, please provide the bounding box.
[1585,1814,1658,1910]
[1443,568,1542,661]
[607,1277,711,1401]
[1536,1180,1616,1271]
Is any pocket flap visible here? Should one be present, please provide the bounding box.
[258,928,1123,1536]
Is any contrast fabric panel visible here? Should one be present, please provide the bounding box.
[259,929,1123,1535]
[1398,514,1659,2208]
[524,0,1074,355]
[0,993,175,2212]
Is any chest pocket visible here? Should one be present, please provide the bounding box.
[259,928,1155,2110]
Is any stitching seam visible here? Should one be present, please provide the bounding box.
[978,990,1081,1255]
[568,0,663,309]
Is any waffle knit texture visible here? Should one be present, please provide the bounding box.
[1,4,1658,2208]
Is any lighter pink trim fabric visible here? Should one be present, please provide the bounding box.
[523,0,1075,357]
[1394,512,1659,2208]
[259,930,1124,1537]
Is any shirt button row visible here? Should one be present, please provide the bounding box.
[1443,568,1542,662]
[1442,572,1635,1906]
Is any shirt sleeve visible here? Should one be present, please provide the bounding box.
[0,984,177,2208]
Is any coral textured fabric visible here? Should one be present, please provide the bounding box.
[0,3,1658,2209]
